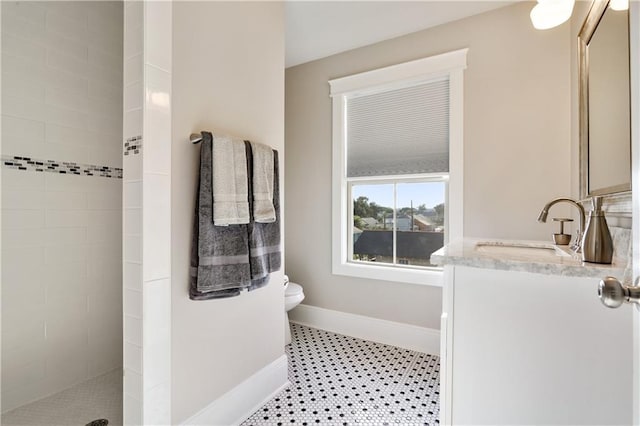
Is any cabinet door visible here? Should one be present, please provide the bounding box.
[449,266,632,425]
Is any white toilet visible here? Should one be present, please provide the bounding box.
[284,275,304,345]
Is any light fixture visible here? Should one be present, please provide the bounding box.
[530,0,576,30]
[609,0,629,11]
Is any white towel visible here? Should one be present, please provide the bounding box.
[212,133,250,226]
[250,141,276,223]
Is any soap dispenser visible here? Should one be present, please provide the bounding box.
[581,196,613,264]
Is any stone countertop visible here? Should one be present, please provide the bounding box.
[430,238,630,279]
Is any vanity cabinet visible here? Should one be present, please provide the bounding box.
[440,265,632,425]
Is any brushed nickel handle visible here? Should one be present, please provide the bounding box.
[598,276,640,308]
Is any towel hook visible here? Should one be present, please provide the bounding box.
[190,132,204,144]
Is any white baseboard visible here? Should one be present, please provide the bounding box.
[289,304,440,355]
[182,355,289,426]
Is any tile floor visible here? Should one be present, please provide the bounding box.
[1,369,122,426]
[243,323,440,426]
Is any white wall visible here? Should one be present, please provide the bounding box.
[1,1,123,412]
[285,2,573,330]
[171,2,285,424]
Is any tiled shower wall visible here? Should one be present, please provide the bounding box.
[1,1,123,412]
[122,1,172,424]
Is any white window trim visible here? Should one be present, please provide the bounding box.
[329,49,467,287]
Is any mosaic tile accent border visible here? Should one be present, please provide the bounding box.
[1,155,123,179]
[124,135,142,156]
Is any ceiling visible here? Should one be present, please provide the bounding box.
[285,1,518,68]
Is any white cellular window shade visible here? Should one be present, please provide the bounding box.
[346,78,449,178]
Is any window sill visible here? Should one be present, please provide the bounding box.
[332,261,443,287]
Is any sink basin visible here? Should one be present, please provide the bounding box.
[475,241,571,258]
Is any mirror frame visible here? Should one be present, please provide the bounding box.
[578,0,632,216]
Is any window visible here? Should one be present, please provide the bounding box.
[330,49,467,286]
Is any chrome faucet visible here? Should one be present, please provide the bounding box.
[537,198,586,253]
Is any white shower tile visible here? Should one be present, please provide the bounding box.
[144,383,171,425]
[88,7,123,47]
[3,94,46,122]
[123,108,143,140]
[124,262,143,292]
[143,67,171,174]
[88,143,122,168]
[88,113,121,134]
[46,49,89,79]
[124,208,143,236]
[124,235,142,263]
[2,228,44,247]
[2,335,47,377]
[45,209,88,228]
[3,71,46,101]
[46,9,88,41]
[124,25,143,60]
[144,0,171,72]
[124,315,143,347]
[124,54,143,86]
[88,189,122,210]
[2,247,47,309]
[2,189,45,210]
[87,63,122,88]
[2,245,45,282]
[124,370,143,405]
[43,31,88,61]
[43,141,89,165]
[88,225,122,246]
[45,191,88,210]
[2,209,45,229]
[125,342,143,375]
[124,153,143,182]
[2,1,46,25]
[89,79,122,103]
[1,14,46,45]
[2,168,45,190]
[2,52,45,82]
[1,312,46,354]
[45,123,91,147]
[88,257,122,297]
[3,358,47,392]
[124,393,143,426]
[2,32,46,63]
[89,95,122,120]
[143,174,170,281]
[45,294,88,342]
[3,115,46,142]
[45,173,91,192]
[45,67,88,95]
[0,134,46,159]
[89,47,122,77]
[124,288,143,318]
[45,86,90,112]
[143,279,171,391]
[45,244,88,265]
[88,209,122,230]
[88,331,123,377]
[125,81,143,112]
[45,104,88,131]
[124,181,142,208]
[43,227,87,246]
[44,260,88,305]
[45,356,90,396]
